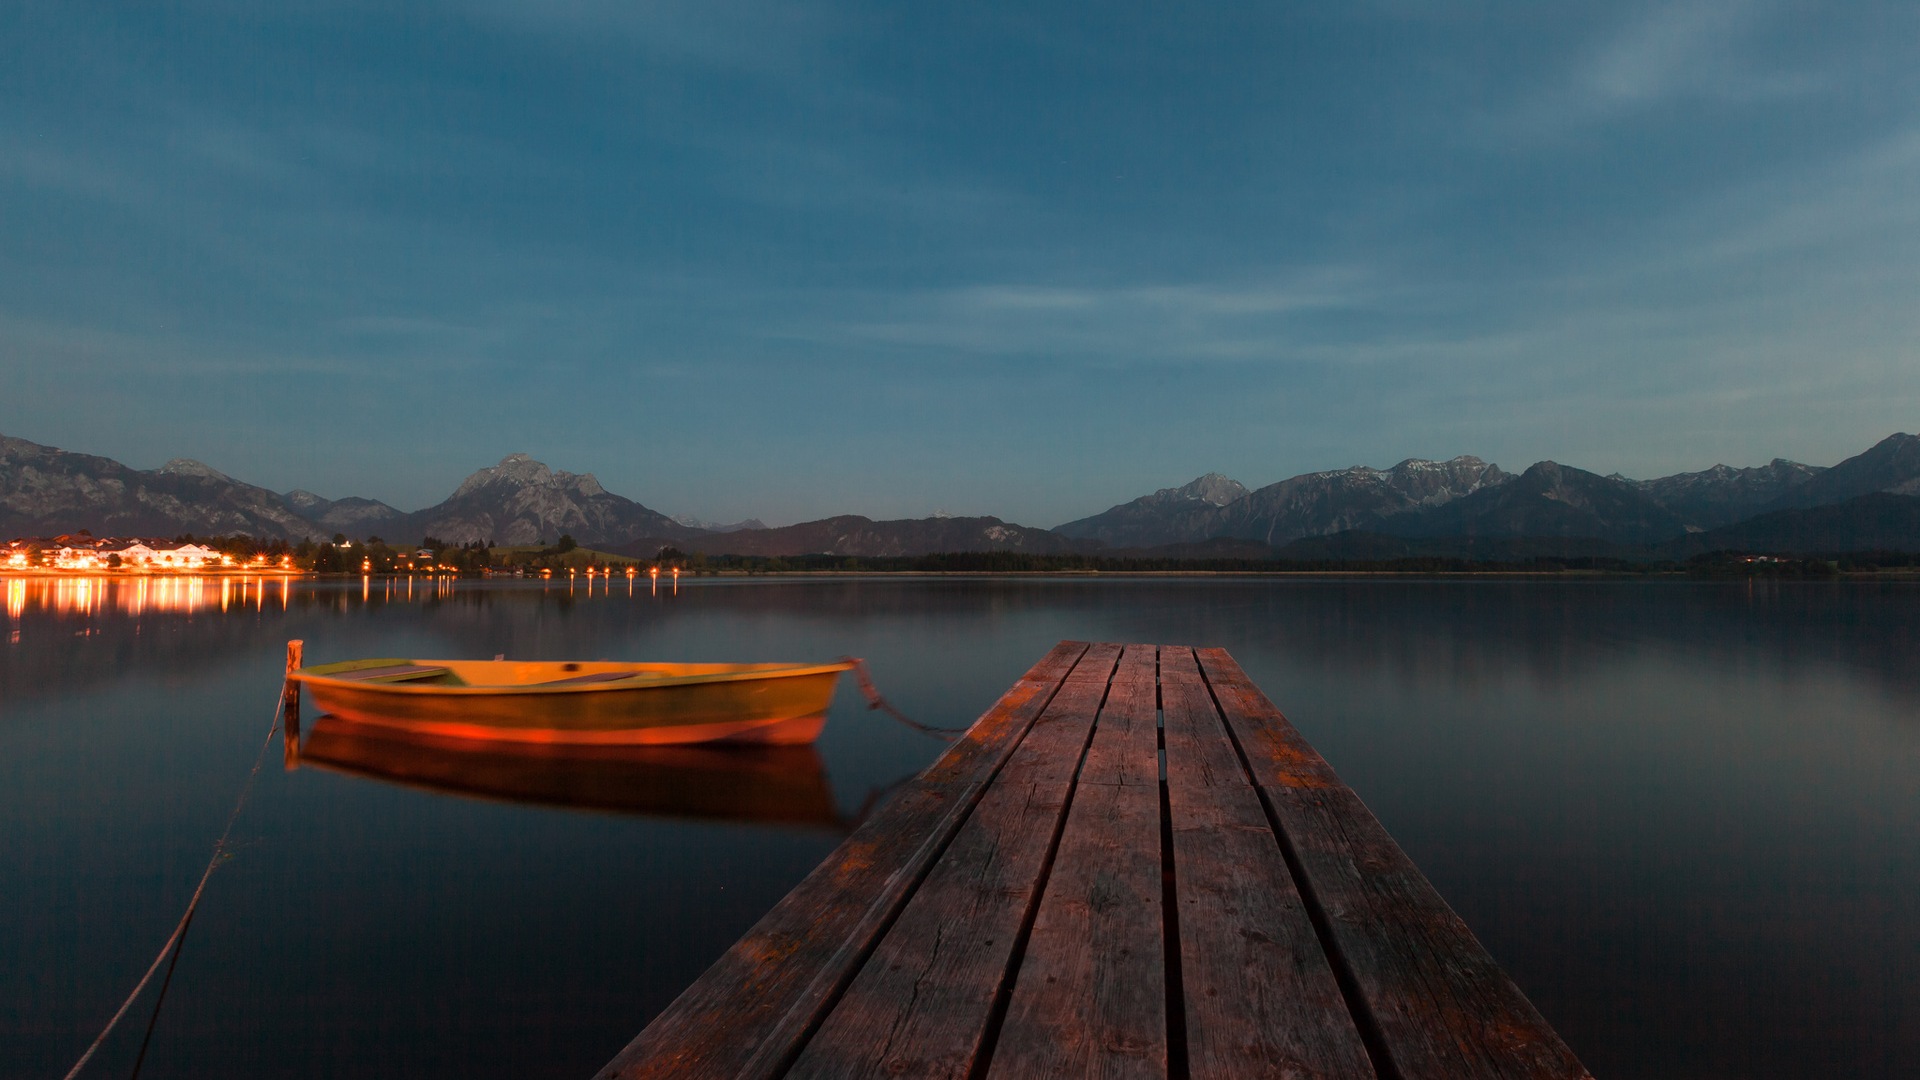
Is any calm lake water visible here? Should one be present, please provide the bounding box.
[4,574,1917,1078]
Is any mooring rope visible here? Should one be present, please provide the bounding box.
[125,902,195,1080]
[61,694,285,1080]
[840,656,972,739]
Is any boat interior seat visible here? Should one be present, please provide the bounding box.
[534,671,643,686]
[333,664,454,683]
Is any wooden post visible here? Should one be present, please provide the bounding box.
[283,639,303,712]
[282,639,304,768]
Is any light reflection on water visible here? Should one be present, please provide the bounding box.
[2,574,1917,1080]
[1,574,294,618]
[287,715,847,830]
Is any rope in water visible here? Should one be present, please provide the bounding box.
[840,656,972,739]
[61,694,285,1080]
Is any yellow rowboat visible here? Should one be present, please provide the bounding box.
[287,716,844,828]
[286,657,856,746]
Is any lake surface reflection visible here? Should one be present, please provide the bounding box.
[4,575,1916,1078]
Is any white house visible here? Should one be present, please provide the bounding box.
[106,542,161,565]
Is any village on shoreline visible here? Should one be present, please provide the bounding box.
[5,534,287,572]
[2,532,675,577]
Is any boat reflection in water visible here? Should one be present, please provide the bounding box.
[286,713,845,831]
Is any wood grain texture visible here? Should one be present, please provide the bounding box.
[596,640,1091,1080]
[783,644,1123,1080]
[603,642,1590,1080]
[1195,647,1592,1080]
[988,645,1166,1080]
[1158,647,1375,1080]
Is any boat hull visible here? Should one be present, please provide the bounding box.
[291,717,843,827]
[291,659,851,746]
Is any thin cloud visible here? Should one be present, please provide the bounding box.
[1685,126,1920,264]
[1585,1,1754,106]
[0,137,150,208]
[466,0,862,91]
[798,269,1381,363]
[1503,0,1830,134]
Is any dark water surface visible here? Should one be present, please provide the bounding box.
[3,574,1917,1078]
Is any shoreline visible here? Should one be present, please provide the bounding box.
[10,568,1917,581]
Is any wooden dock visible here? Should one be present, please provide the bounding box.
[598,642,1591,1079]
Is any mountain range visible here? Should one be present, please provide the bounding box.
[1059,456,1514,547]
[627,515,1076,559]
[3,430,1917,557]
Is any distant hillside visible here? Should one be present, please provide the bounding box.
[0,435,317,540]
[1663,492,1920,555]
[1208,456,1510,546]
[671,514,767,533]
[655,514,1079,558]
[1633,459,1823,530]
[282,490,405,533]
[1054,473,1248,547]
[1274,531,1634,562]
[1378,461,1688,545]
[1104,536,1281,560]
[1762,433,1920,510]
[1057,458,1509,549]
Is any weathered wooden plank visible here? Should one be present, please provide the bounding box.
[1195,647,1592,1080]
[1158,646,1376,1080]
[988,644,1165,1079]
[783,644,1124,1080]
[596,640,1092,1080]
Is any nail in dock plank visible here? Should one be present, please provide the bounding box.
[598,642,1592,1080]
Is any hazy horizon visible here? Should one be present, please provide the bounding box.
[4,4,1917,525]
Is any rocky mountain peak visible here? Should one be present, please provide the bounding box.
[1162,473,1248,506]
[1852,433,1920,478]
[1320,455,1504,485]
[565,472,607,497]
[452,453,556,497]
[157,458,234,483]
[1402,454,1492,472]
[1382,455,1507,489]
[408,453,696,547]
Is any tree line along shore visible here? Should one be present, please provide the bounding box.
[13,534,1919,579]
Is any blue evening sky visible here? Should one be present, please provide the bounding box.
[2,2,1916,526]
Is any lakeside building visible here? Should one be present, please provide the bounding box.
[4,536,265,572]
